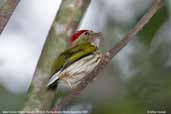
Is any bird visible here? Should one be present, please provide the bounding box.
[47,30,102,89]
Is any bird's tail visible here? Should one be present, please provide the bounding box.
[47,79,58,90]
[47,71,61,90]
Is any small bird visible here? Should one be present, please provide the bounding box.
[47,30,102,89]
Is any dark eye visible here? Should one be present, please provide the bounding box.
[85,32,89,35]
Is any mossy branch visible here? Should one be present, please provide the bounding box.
[0,0,20,34]
[22,0,91,111]
[52,0,164,112]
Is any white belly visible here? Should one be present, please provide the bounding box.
[48,51,102,88]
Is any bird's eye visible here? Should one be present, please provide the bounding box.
[84,32,89,35]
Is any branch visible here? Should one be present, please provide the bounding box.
[0,0,20,34]
[52,0,164,112]
[22,0,91,111]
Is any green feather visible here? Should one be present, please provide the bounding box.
[50,42,97,76]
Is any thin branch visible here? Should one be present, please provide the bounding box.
[52,0,164,112]
[22,0,91,112]
[0,0,20,34]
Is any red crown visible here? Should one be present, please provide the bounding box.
[70,30,88,45]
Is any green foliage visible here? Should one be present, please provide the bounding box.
[0,86,26,111]
[139,6,168,46]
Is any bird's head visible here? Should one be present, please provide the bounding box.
[70,30,102,48]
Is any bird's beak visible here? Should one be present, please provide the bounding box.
[93,32,102,38]
[90,32,103,48]
[92,32,104,42]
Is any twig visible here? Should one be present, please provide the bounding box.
[0,0,20,34]
[52,0,164,112]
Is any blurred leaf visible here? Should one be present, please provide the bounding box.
[93,99,144,114]
[138,6,168,46]
[0,86,26,111]
[126,50,171,113]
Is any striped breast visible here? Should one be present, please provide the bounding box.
[57,50,102,88]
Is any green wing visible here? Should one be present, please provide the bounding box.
[50,42,97,76]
